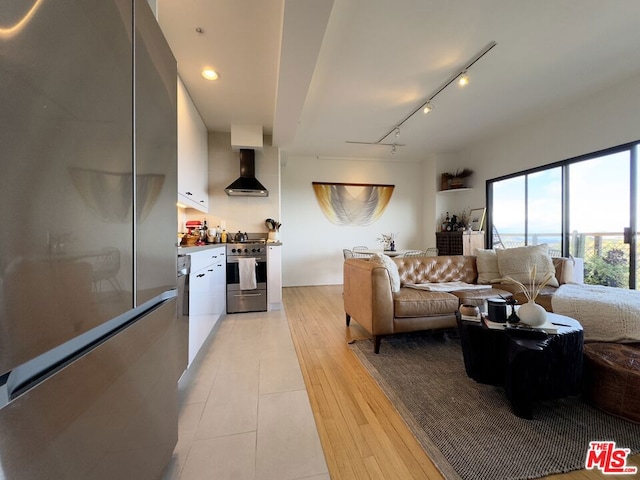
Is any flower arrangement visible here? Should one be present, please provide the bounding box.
[504,263,554,303]
[504,263,554,326]
[441,168,474,180]
[377,232,398,250]
[441,168,474,189]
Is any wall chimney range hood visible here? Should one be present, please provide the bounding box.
[225,149,269,197]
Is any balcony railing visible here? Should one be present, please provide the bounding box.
[492,231,637,289]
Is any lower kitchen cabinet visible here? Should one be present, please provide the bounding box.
[267,245,282,310]
[187,246,226,365]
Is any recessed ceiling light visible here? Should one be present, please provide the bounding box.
[201,68,219,81]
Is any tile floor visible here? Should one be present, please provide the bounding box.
[162,310,329,480]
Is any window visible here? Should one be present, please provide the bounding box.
[487,143,638,289]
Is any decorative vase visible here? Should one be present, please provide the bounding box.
[517,300,547,327]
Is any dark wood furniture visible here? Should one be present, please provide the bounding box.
[436,231,484,255]
[456,313,584,419]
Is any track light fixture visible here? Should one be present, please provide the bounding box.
[345,41,496,151]
[375,41,497,144]
[458,71,469,87]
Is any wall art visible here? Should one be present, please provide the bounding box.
[312,182,394,225]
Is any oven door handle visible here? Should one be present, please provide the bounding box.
[226,257,266,264]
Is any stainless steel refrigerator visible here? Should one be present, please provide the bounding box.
[0,1,186,478]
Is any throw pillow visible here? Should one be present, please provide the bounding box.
[496,244,559,287]
[475,249,501,284]
[369,253,401,293]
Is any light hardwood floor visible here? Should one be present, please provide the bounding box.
[283,285,639,480]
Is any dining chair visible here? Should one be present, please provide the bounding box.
[343,249,354,259]
[425,247,439,256]
[403,250,425,258]
[352,246,372,258]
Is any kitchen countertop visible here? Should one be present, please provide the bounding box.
[178,241,282,253]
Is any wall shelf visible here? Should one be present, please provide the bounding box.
[438,187,472,194]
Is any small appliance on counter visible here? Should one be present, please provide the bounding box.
[185,220,202,235]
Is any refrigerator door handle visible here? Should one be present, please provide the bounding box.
[0,290,177,407]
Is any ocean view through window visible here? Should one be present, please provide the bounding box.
[487,142,638,289]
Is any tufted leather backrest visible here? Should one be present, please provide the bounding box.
[394,255,477,284]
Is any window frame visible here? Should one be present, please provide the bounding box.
[486,140,639,288]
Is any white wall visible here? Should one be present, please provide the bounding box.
[457,72,640,211]
[281,155,436,286]
[279,72,640,287]
[183,132,281,234]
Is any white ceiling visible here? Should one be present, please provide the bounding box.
[157,0,640,162]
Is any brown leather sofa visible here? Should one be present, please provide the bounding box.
[343,255,574,353]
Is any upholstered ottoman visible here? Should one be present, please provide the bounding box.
[583,342,640,423]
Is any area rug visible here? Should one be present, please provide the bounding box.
[350,331,640,480]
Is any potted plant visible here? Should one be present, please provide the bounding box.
[442,168,473,189]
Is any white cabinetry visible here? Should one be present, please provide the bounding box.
[187,246,225,365]
[267,245,282,311]
[177,77,209,212]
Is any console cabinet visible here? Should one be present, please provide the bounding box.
[436,231,484,255]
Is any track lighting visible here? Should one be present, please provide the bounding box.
[345,41,496,150]
[458,71,469,87]
[391,144,396,154]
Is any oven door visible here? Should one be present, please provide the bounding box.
[226,257,267,313]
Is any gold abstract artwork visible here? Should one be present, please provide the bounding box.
[312,182,394,225]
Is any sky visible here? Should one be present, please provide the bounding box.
[492,151,633,236]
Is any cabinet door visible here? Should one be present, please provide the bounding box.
[267,246,282,309]
[189,250,221,273]
[212,259,226,317]
[189,269,212,315]
[464,232,485,255]
[177,78,208,212]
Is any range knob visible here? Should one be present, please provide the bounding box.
[244,248,249,253]
[231,248,237,253]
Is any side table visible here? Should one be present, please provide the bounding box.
[456,312,584,419]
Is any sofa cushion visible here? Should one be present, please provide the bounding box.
[496,244,559,288]
[396,256,477,284]
[475,249,500,284]
[394,288,459,317]
[369,253,401,292]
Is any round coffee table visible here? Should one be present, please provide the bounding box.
[456,312,584,419]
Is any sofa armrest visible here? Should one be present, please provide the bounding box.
[343,258,395,336]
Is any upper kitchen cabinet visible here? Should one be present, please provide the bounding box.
[177,77,208,212]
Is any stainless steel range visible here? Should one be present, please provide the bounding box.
[226,242,268,313]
